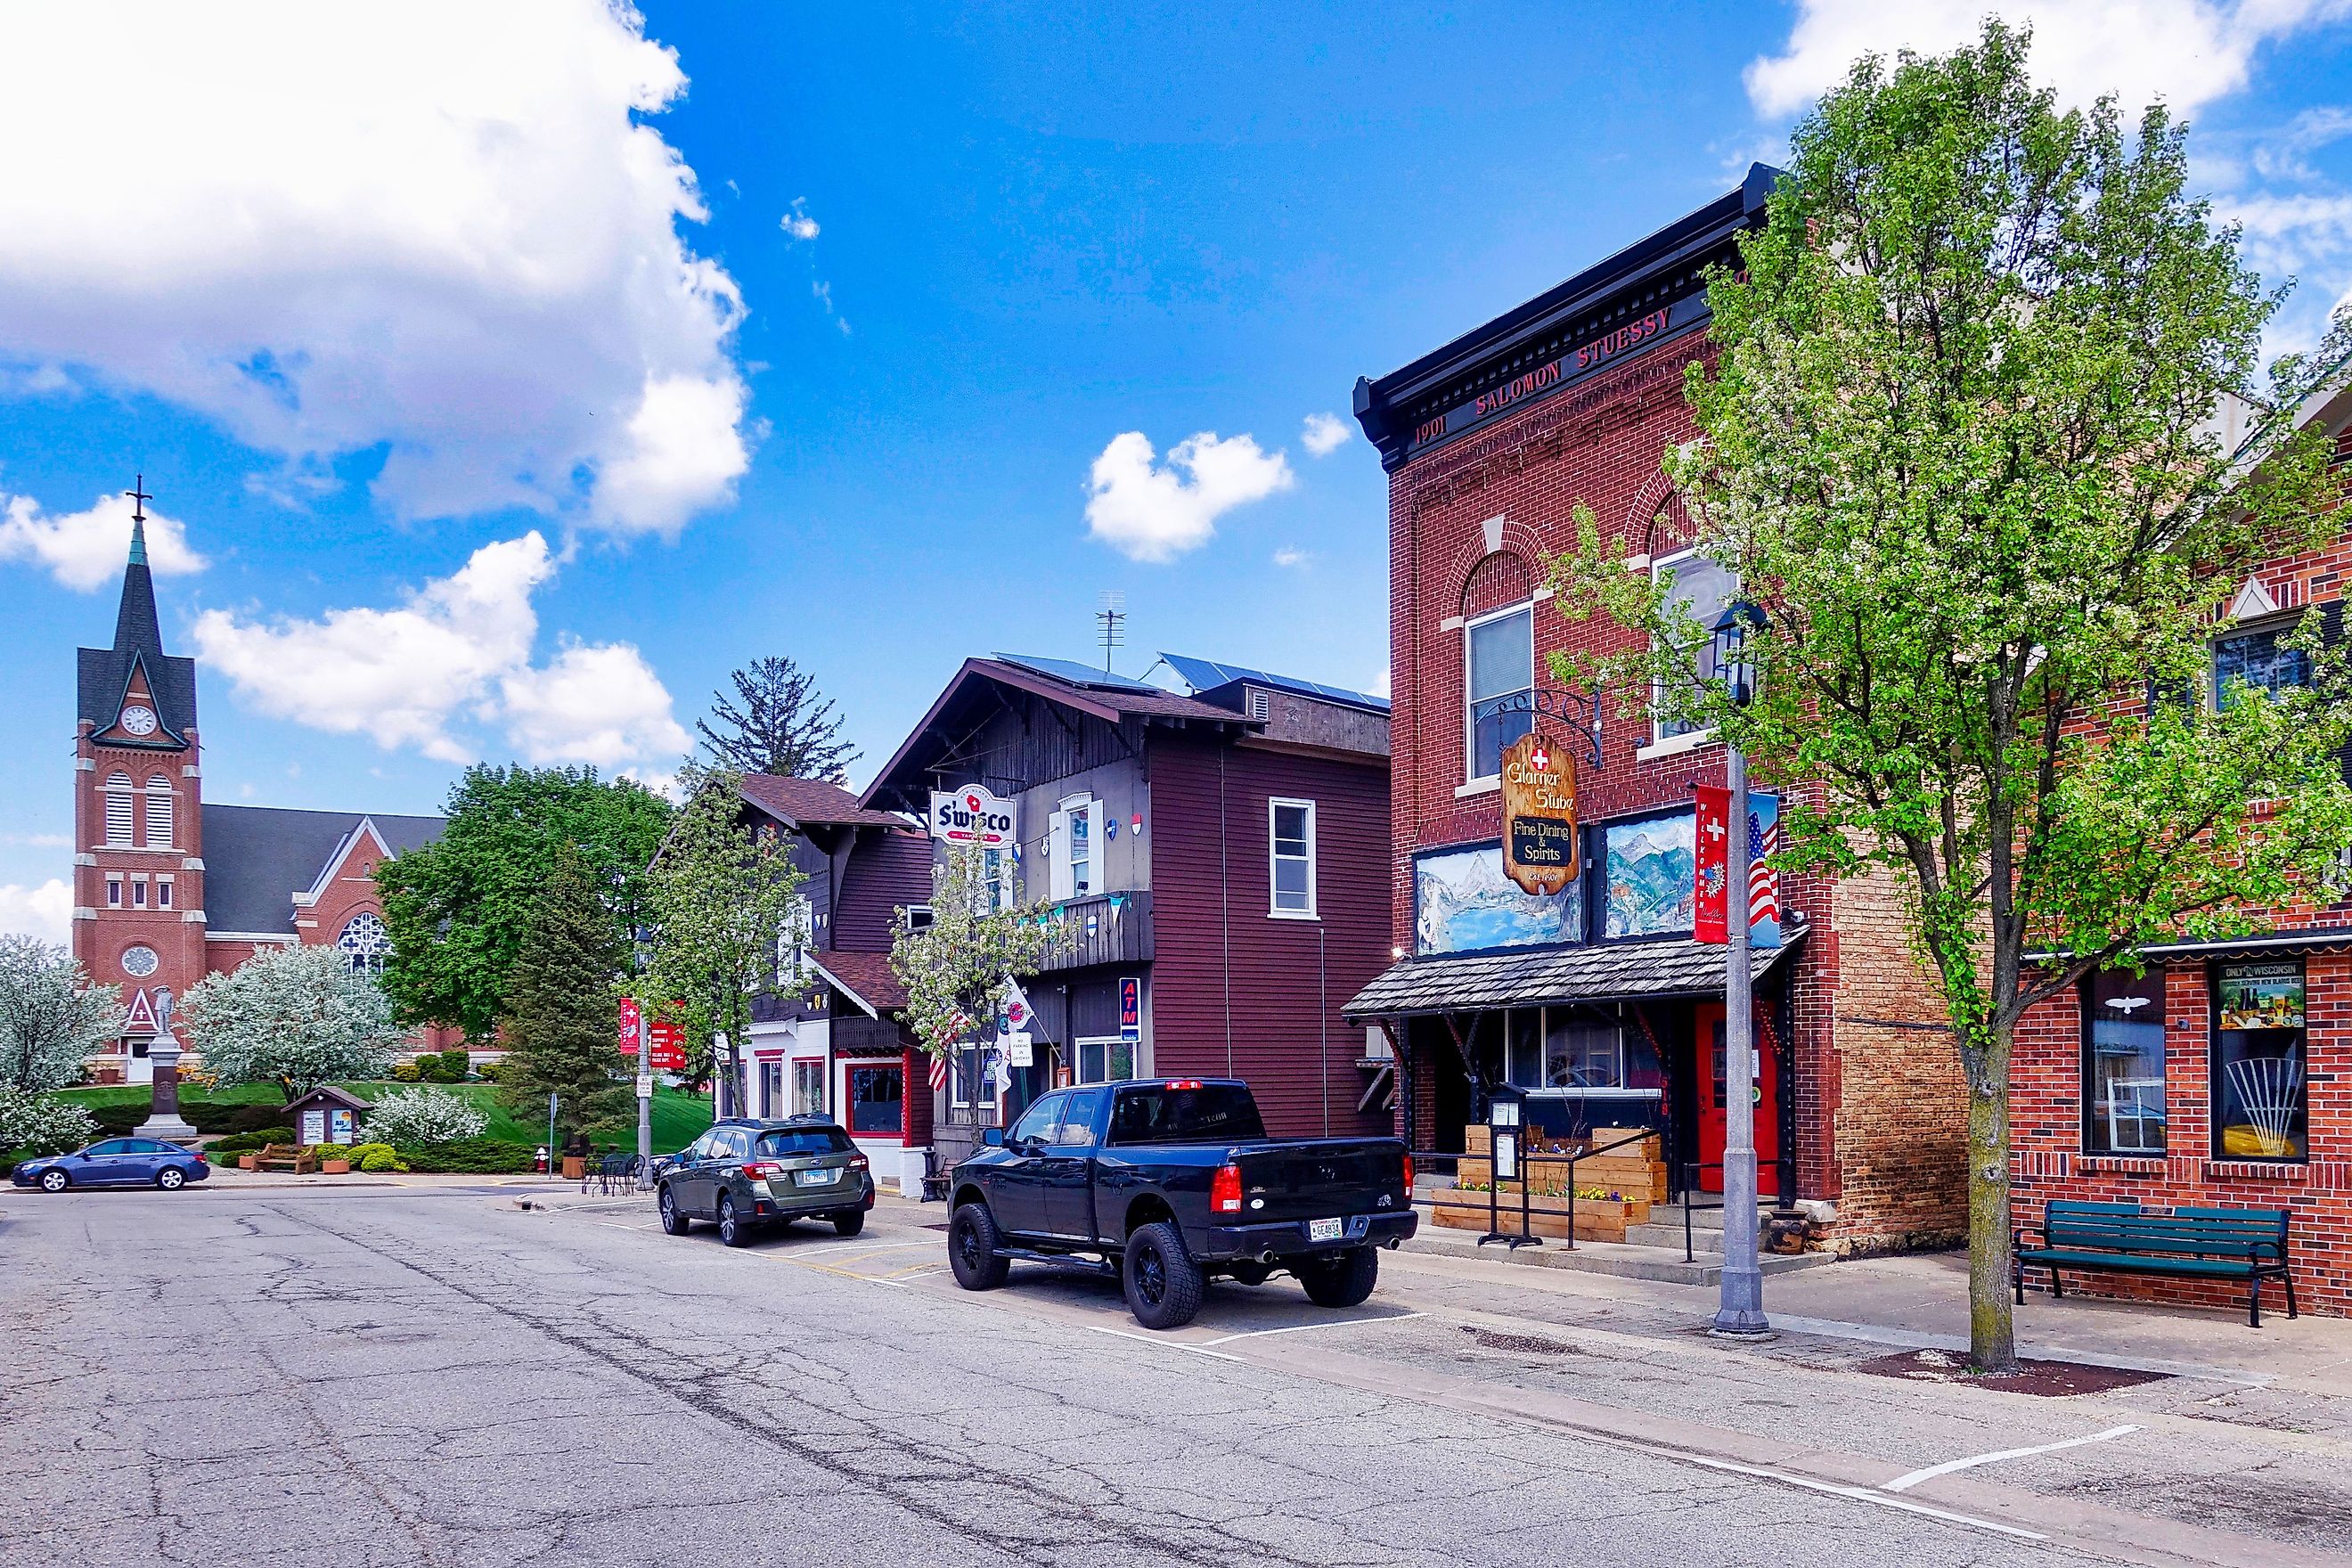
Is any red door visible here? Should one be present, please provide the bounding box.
[1692,1002,1780,1194]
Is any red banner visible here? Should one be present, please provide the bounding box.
[617,996,642,1057]
[1694,786,1731,943]
[646,1020,686,1071]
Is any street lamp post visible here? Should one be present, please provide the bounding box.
[1711,601,1771,1339]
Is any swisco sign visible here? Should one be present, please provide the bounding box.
[930,785,1017,848]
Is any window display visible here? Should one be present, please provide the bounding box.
[2212,960,2307,1161]
[2082,968,2167,1154]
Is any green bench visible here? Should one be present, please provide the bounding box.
[2013,1199,2296,1327]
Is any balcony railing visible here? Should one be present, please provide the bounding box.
[1029,889,1153,973]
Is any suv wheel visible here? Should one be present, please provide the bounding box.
[657,1183,691,1235]
[948,1202,1009,1290]
[717,1194,751,1247]
[831,1209,865,1237]
[1300,1246,1378,1309]
[1123,1221,1205,1330]
[155,1167,185,1191]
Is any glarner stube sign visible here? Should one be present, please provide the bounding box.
[1501,733,1577,894]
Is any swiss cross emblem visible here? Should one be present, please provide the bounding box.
[1531,745,1550,772]
[965,792,981,811]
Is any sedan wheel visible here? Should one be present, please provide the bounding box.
[155,1167,185,1191]
[38,1168,69,1193]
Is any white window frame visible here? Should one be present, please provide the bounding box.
[155,876,173,911]
[776,894,815,986]
[1268,797,1319,919]
[130,876,147,909]
[1463,600,1534,786]
[1049,794,1098,902]
[790,1058,826,1117]
[1075,1034,1138,1084]
[106,874,123,908]
[902,903,935,933]
[2209,612,2311,713]
[1649,546,1737,747]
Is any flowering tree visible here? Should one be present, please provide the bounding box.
[892,838,1057,1073]
[0,935,120,1092]
[364,1086,489,1146]
[0,1085,99,1156]
[177,943,404,1101]
[1549,23,2352,1371]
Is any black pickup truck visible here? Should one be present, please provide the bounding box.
[945,1078,1417,1329]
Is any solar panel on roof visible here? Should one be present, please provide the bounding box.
[993,653,1166,694]
[1156,652,1391,712]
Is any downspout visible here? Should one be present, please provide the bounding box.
[1221,746,1233,1078]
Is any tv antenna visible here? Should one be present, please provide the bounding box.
[1097,592,1126,674]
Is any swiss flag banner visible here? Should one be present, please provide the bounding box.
[1695,787,1731,943]
[617,996,642,1057]
[1694,786,1783,949]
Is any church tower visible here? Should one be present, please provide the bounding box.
[73,487,207,1068]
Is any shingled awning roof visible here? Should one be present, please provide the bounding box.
[1342,929,1803,1020]
[737,773,911,830]
[810,950,910,1017]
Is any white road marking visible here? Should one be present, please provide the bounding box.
[1882,1425,2141,1494]
[1088,1325,1245,1362]
[1664,1448,2051,1541]
[1200,1311,1426,1346]
[583,1219,659,1233]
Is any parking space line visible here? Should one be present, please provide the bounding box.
[1882,1425,2140,1493]
[1200,1311,1425,1346]
[1088,1325,1246,1362]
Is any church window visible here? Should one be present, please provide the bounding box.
[106,874,123,908]
[104,773,134,845]
[143,776,175,848]
[339,911,393,975]
[156,877,173,911]
[131,878,147,909]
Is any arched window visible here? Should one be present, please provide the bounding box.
[1460,554,1536,784]
[339,911,393,975]
[103,772,135,846]
[143,775,175,848]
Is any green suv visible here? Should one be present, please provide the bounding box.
[657,1117,877,1247]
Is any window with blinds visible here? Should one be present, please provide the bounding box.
[143,777,175,847]
[103,774,134,845]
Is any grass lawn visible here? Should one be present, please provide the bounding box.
[57,1081,717,1152]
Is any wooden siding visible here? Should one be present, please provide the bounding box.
[1146,732,1392,1139]
[1032,890,1154,972]
[835,827,932,953]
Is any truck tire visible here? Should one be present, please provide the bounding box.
[1123,1221,1205,1330]
[949,1202,1010,1290]
[1300,1246,1378,1309]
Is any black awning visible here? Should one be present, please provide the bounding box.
[1341,928,1803,1021]
[2029,925,2352,966]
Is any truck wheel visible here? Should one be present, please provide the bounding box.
[1123,1221,1205,1330]
[1300,1246,1378,1309]
[949,1203,1009,1290]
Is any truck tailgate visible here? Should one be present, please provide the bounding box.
[1232,1139,1406,1223]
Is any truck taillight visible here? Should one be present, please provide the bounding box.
[1403,1154,1414,1189]
[1211,1163,1244,1214]
[1165,1079,1204,1090]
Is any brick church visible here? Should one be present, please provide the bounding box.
[71,507,444,1082]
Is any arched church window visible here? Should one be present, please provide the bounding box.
[339,911,393,975]
[104,772,135,846]
[143,775,175,848]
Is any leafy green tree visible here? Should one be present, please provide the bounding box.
[697,655,859,780]
[376,764,672,1043]
[0,936,119,1092]
[499,852,631,1139]
[636,765,807,1117]
[177,944,404,1102]
[892,838,1057,1074]
[1550,22,2352,1371]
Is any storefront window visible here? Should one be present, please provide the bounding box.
[2212,960,2307,1161]
[1604,813,1696,938]
[2081,968,2166,1154]
[849,1065,904,1136]
[1499,1008,1660,1092]
[790,1059,824,1117]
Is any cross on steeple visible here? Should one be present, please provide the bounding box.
[125,475,152,524]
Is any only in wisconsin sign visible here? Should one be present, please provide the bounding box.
[1501,732,1578,895]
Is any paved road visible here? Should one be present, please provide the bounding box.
[0,1188,2335,1568]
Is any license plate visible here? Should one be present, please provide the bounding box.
[796,1168,841,1187]
[1308,1217,1343,1242]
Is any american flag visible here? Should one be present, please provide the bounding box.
[927,1052,948,1090]
[1748,811,1780,927]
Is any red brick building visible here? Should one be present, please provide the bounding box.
[1343,167,1972,1251]
[71,516,446,1078]
[2011,383,2352,1316]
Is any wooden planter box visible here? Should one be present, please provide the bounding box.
[319,1159,351,1175]
[239,1156,259,1172]
[1432,1188,1649,1243]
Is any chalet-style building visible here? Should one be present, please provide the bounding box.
[726,773,932,1190]
[71,511,450,1080]
[855,652,1394,1172]
[2011,379,2352,1316]
[1343,166,1973,1254]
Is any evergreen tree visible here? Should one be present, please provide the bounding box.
[498,852,631,1139]
[697,655,859,780]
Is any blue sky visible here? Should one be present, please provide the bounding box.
[5,1,2352,938]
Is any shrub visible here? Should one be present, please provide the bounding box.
[0,1087,98,1156]
[472,1058,506,1085]
[355,1143,409,1173]
[415,1049,471,1083]
[399,1138,538,1174]
[392,1060,421,1082]
[364,1086,488,1146]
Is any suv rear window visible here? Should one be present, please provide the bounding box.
[1107,1084,1266,1145]
[753,1127,854,1156]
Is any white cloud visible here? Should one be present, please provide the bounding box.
[781,199,821,241]
[500,641,689,766]
[190,530,687,771]
[0,3,751,536]
[0,488,207,591]
[1301,412,1353,457]
[1368,666,1392,700]
[1272,546,1311,568]
[1745,2,2352,121]
[0,879,71,943]
[1084,430,1294,563]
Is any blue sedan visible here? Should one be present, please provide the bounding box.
[12,1138,211,1192]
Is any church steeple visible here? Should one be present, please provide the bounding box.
[111,477,163,658]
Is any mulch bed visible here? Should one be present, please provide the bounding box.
[1855,1347,2168,1396]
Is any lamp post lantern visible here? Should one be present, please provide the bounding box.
[1710,600,1772,1339]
